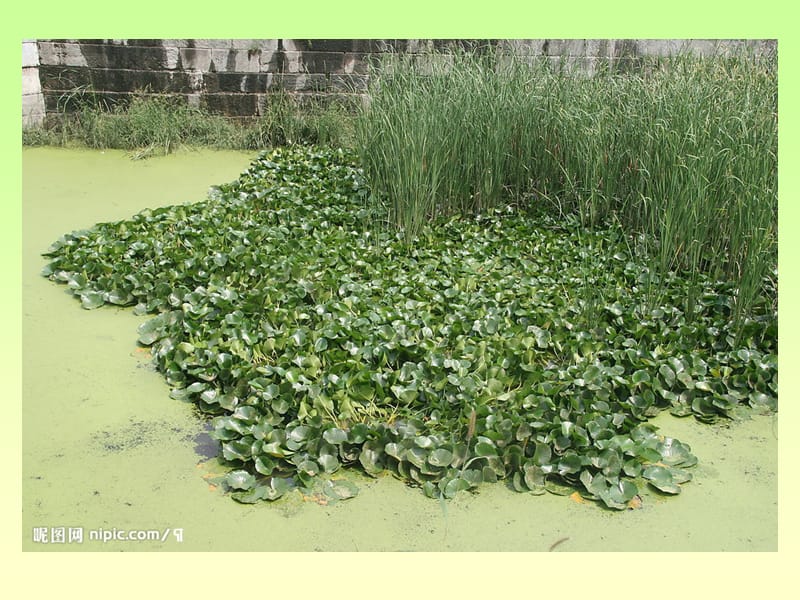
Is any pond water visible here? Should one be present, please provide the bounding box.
[22,147,777,551]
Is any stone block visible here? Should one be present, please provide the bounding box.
[201,92,260,116]
[22,41,39,67]
[186,71,204,92]
[22,68,42,94]
[209,48,262,73]
[206,72,271,93]
[273,73,329,92]
[279,51,304,73]
[37,41,88,67]
[342,52,370,74]
[686,39,724,57]
[499,39,547,56]
[79,43,176,70]
[189,39,278,51]
[22,94,46,127]
[283,40,335,53]
[39,65,194,94]
[258,50,280,72]
[297,51,347,74]
[180,47,213,71]
[543,39,588,57]
[161,39,190,48]
[230,39,280,51]
[635,39,690,57]
[585,39,614,58]
[164,46,180,69]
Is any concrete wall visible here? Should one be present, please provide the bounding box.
[26,39,776,123]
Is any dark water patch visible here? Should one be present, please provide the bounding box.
[92,418,191,454]
[193,422,220,460]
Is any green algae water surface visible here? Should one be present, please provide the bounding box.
[22,147,777,551]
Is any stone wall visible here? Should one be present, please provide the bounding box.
[22,40,46,127]
[26,39,776,123]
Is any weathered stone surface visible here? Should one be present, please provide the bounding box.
[296,51,347,74]
[208,48,263,73]
[22,68,42,94]
[180,47,213,71]
[28,38,777,123]
[342,52,371,74]
[37,41,88,67]
[164,46,180,69]
[201,92,260,116]
[205,72,272,93]
[274,73,329,92]
[22,40,39,68]
[39,66,194,94]
[22,94,46,127]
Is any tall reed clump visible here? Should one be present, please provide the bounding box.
[355,49,533,237]
[355,47,777,323]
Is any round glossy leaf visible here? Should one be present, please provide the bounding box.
[323,479,359,500]
[473,441,498,458]
[254,455,277,476]
[406,447,427,469]
[323,427,348,445]
[231,485,268,504]
[428,448,454,467]
[642,465,681,494]
[318,453,340,474]
[442,476,470,499]
[81,291,105,310]
[225,470,256,491]
[658,437,697,467]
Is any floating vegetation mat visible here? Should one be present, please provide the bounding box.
[42,146,777,509]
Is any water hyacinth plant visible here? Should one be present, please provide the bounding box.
[42,146,777,509]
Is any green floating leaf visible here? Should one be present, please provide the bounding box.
[544,476,574,496]
[642,465,681,494]
[533,442,552,466]
[441,476,470,499]
[359,445,384,476]
[264,476,293,500]
[322,427,348,445]
[225,470,256,491]
[557,452,583,475]
[254,455,277,476]
[323,479,359,500]
[222,439,252,462]
[659,364,676,388]
[473,440,498,458]
[428,448,454,467]
[318,453,340,474]
[231,485,268,504]
[523,463,546,494]
[406,447,427,469]
[658,437,697,467]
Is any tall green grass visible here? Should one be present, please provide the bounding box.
[355,48,777,322]
[23,89,355,156]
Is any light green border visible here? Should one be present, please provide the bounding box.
[5,0,796,596]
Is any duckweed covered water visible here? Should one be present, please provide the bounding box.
[22,147,777,551]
